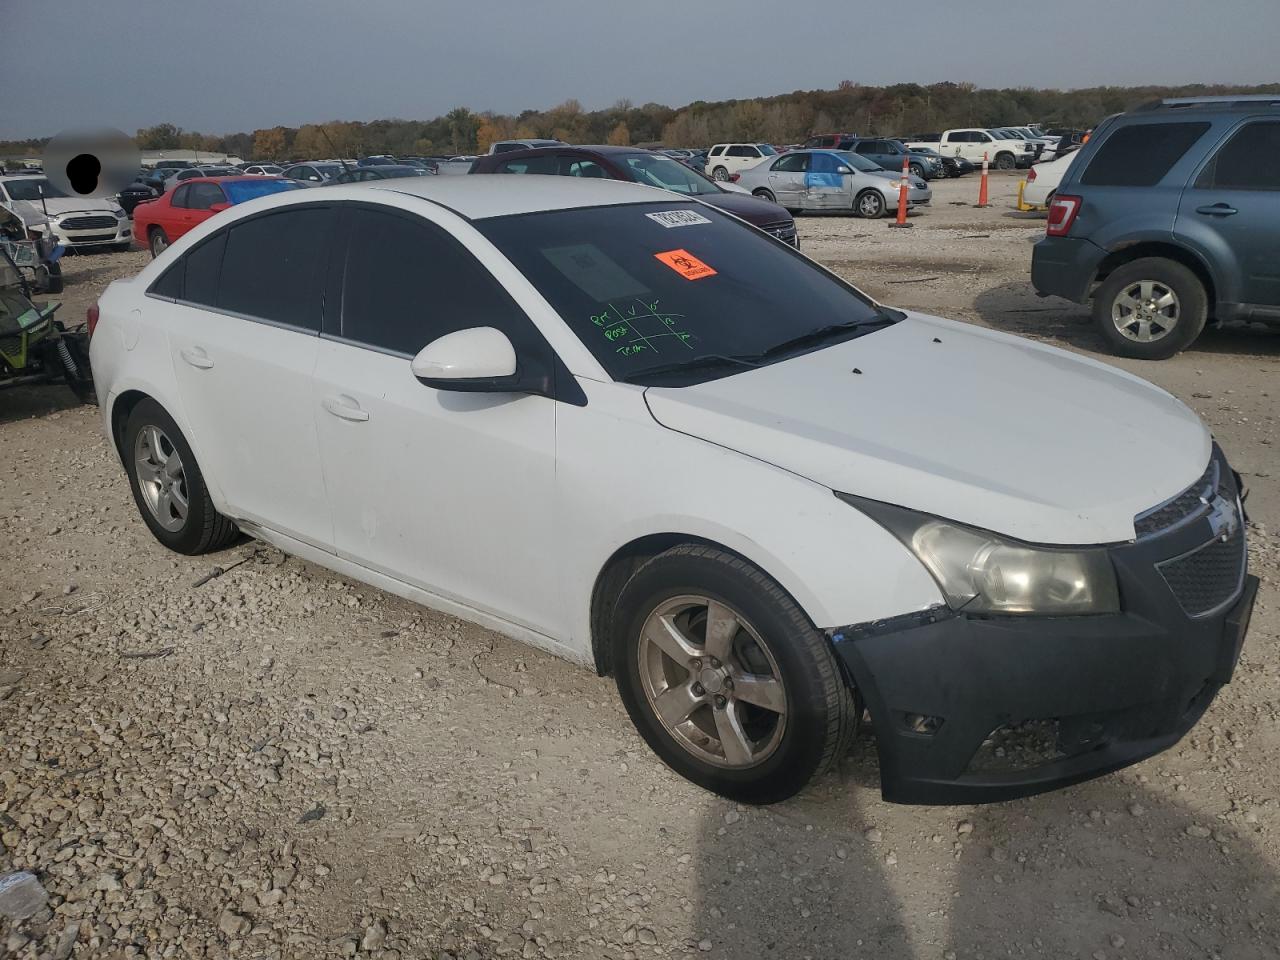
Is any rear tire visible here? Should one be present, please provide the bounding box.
[122,399,239,554]
[712,166,729,182]
[1092,258,1207,360]
[752,188,777,203]
[612,544,857,804]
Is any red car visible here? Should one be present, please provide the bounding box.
[132,176,302,257]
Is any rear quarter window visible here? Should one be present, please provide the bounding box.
[1081,122,1211,187]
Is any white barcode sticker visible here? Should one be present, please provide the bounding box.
[646,209,712,228]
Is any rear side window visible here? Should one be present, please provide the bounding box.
[184,233,226,307]
[338,208,530,356]
[1081,122,1210,187]
[709,145,724,156]
[497,156,559,175]
[171,184,191,209]
[216,207,330,331]
[1200,121,1280,190]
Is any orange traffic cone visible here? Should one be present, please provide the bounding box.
[887,156,913,229]
[976,152,990,208]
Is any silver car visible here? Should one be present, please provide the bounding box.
[734,149,931,218]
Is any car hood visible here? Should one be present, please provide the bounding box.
[28,197,121,216]
[643,312,1210,545]
[699,191,791,226]
[869,170,929,189]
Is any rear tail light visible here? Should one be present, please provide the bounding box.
[1026,166,1037,182]
[87,303,100,338]
[1046,195,1082,237]
[729,173,741,182]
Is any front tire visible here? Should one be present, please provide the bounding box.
[612,545,856,804]
[752,188,777,203]
[712,166,729,182]
[1092,258,1207,360]
[122,399,239,554]
[855,190,886,219]
[995,152,1016,171]
[908,163,925,179]
[148,228,169,258]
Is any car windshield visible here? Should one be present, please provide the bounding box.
[755,144,778,156]
[4,177,68,201]
[618,154,720,195]
[833,151,884,173]
[476,202,894,386]
[222,179,303,204]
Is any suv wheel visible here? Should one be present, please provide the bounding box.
[712,166,729,182]
[994,152,1016,170]
[1093,258,1207,360]
[612,545,857,804]
[908,163,925,179]
[123,399,240,554]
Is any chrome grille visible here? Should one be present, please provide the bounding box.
[1158,524,1247,618]
[60,215,118,230]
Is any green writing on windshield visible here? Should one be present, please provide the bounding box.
[590,298,696,361]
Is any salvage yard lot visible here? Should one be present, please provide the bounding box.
[2,171,1278,960]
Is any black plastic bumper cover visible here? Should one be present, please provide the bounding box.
[830,559,1257,806]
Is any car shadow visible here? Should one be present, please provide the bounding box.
[691,764,1280,958]
[973,281,1280,359]
[0,383,85,425]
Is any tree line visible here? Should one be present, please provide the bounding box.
[3,81,1277,164]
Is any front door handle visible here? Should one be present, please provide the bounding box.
[1195,203,1238,217]
[180,346,214,369]
[322,395,370,422]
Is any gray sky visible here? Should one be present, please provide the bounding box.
[5,0,1278,139]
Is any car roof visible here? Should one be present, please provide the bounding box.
[321,175,669,220]
[174,176,271,185]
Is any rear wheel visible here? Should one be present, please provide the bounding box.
[752,188,776,203]
[855,190,886,219]
[148,228,169,258]
[612,545,857,804]
[1092,258,1207,360]
[122,399,239,554]
[712,166,729,182]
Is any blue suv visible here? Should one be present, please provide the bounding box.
[1031,96,1280,359]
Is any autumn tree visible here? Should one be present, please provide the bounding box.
[475,116,505,154]
[252,126,289,160]
[135,123,183,150]
[606,122,631,146]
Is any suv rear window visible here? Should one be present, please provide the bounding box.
[1081,122,1210,187]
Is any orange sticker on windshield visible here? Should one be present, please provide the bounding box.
[654,249,717,281]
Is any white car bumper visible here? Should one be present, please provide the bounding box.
[50,215,132,248]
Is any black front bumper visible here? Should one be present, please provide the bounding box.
[829,485,1256,805]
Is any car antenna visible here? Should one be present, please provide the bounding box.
[36,181,51,221]
[318,126,353,173]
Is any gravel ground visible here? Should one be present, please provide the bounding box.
[2,173,1278,960]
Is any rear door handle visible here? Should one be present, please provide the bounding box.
[180,346,214,369]
[322,395,370,422]
[1195,203,1238,217]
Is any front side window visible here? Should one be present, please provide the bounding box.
[187,183,226,210]
[755,144,778,156]
[1082,122,1211,187]
[476,203,893,386]
[338,208,531,356]
[620,154,719,195]
[216,207,331,330]
[833,151,883,174]
[565,159,608,178]
[1199,121,1280,191]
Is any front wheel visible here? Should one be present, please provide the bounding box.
[908,163,925,179]
[1092,258,1207,360]
[752,188,776,203]
[995,152,1016,171]
[123,399,240,554]
[612,545,857,804]
[712,166,729,182]
[855,190,886,219]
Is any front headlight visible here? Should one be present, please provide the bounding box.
[838,495,1120,615]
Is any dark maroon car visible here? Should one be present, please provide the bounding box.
[469,146,798,247]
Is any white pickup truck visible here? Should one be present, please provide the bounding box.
[903,129,1036,171]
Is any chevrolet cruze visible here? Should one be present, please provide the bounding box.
[89,176,1256,804]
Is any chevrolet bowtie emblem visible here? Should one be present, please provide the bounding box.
[1208,494,1241,541]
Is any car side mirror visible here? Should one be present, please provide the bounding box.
[835,165,852,175]
[209,202,230,212]
[411,326,522,392]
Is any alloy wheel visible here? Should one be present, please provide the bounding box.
[636,595,787,768]
[858,193,884,217]
[134,424,189,532]
[1112,280,1180,343]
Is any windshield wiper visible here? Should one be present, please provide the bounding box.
[745,311,900,363]
[619,353,760,384]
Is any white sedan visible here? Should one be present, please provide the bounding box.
[89,176,1254,805]
[1024,151,1079,207]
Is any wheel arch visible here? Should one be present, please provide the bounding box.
[1093,242,1217,312]
[110,388,152,459]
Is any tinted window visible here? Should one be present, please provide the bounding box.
[727,146,754,158]
[772,153,809,173]
[709,146,724,156]
[565,158,608,178]
[171,184,191,209]
[477,203,888,386]
[619,154,719,195]
[1082,122,1210,187]
[187,183,225,210]
[854,142,876,154]
[339,208,530,355]
[493,142,523,154]
[184,233,226,306]
[216,208,330,330]
[497,156,559,175]
[150,262,183,299]
[1201,121,1280,190]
